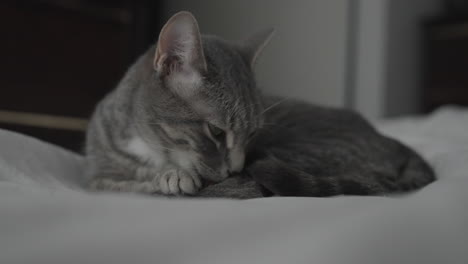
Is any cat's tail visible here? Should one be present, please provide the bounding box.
[393,142,436,192]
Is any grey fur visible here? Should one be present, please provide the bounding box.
[85,12,435,198]
[242,98,435,197]
[86,12,267,195]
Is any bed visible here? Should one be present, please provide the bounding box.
[0,106,467,264]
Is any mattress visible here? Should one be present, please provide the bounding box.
[0,106,467,264]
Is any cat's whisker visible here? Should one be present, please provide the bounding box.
[260,97,290,117]
[198,160,219,177]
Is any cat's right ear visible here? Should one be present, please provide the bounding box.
[153,11,207,90]
[241,28,275,68]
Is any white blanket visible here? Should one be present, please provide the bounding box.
[0,106,467,264]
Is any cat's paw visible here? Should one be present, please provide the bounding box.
[158,169,202,195]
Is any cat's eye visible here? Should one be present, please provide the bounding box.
[207,123,225,138]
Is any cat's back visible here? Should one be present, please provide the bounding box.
[86,47,157,155]
[257,95,394,164]
[249,96,435,196]
[263,96,375,135]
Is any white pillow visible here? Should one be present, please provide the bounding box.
[0,129,85,189]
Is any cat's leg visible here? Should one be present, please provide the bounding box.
[86,158,160,194]
[87,160,202,196]
[133,164,203,195]
[88,177,155,194]
[157,166,202,195]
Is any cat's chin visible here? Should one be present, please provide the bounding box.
[200,172,235,188]
[199,173,229,184]
[201,179,218,188]
[197,170,230,185]
[191,163,227,183]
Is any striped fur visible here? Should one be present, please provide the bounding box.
[85,12,269,196]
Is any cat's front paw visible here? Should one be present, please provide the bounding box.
[158,169,202,195]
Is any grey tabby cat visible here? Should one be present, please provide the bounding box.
[86,11,435,198]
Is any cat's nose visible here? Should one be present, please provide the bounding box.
[229,148,245,173]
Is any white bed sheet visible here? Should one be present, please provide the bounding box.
[0,106,467,264]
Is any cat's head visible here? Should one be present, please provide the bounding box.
[143,11,273,182]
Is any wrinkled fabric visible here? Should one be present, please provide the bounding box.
[0,106,467,264]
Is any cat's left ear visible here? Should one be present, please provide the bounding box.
[154,11,207,77]
[241,28,275,67]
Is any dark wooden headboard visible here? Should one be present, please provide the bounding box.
[423,16,468,112]
[0,0,163,152]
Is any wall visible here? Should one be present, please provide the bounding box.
[162,1,444,118]
[163,0,351,107]
[354,0,442,119]
[384,0,442,116]
[353,0,389,120]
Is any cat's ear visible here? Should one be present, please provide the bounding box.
[241,28,275,67]
[154,11,207,77]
